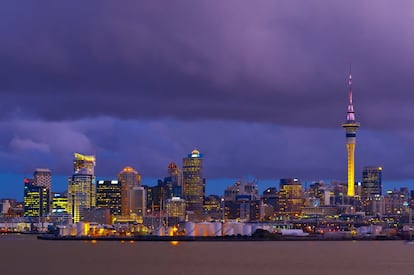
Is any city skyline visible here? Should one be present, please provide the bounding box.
[1,2,414,199]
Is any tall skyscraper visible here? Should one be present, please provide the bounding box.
[33,168,52,213]
[183,149,205,214]
[68,153,96,223]
[362,166,382,198]
[33,168,52,189]
[162,162,183,198]
[118,166,141,216]
[342,71,360,197]
[129,186,146,217]
[23,178,49,220]
[277,178,304,216]
[96,180,122,216]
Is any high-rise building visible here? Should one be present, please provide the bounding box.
[146,184,166,215]
[261,187,278,218]
[342,71,360,197]
[23,178,49,220]
[73,153,95,175]
[50,192,71,225]
[52,192,68,214]
[96,180,122,216]
[129,186,146,217]
[223,181,260,221]
[165,197,186,219]
[384,188,409,216]
[362,166,383,199]
[33,168,52,213]
[308,181,327,206]
[165,162,183,198]
[118,166,141,216]
[203,195,223,220]
[277,178,304,216]
[183,149,205,214]
[224,181,259,201]
[33,168,52,189]
[68,153,96,223]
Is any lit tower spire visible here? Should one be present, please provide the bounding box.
[342,69,360,197]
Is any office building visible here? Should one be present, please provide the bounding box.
[183,149,205,214]
[118,166,141,216]
[68,153,96,223]
[146,184,166,215]
[23,178,49,219]
[362,166,383,198]
[33,168,52,213]
[277,178,304,216]
[33,168,52,189]
[130,186,146,216]
[384,188,410,216]
[165,197,186,219]
[166,162,183,198]
[223,181,260,221]
[96,180,122,216]
[52,192,68,214]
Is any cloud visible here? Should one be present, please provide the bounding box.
[0,1,413,129]
[0,117,412,183]
[10,137,50,152]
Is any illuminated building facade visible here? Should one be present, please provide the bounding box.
[73,153,95,175]
[96,180,122,216]
[384,188,410,216]
[362,166,382,198]
[308,181,327,206]
[165,197,186,219]
[50,192,71,225]
[183,149,205,214]
[361,166,383,215]
[52,192,68,214]
[203,195,223,220]
[33,168,52,213]
[68,153,96,223]
[24,178,49,219]
[146,185,160,214]
[223,181,260,221]
[277,178,304,216]
[342,72,360,197]
[118,166,141,216]
[166,162,183,198]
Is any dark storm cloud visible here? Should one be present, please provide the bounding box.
[1,1,414,128]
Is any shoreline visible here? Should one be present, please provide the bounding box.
[37,234,401,242]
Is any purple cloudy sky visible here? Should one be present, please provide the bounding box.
[1,1,414,198]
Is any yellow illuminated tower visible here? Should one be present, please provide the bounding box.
[342,71,360,197]
[68,153,96,223]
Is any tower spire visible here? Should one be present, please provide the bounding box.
[346,65,355,121]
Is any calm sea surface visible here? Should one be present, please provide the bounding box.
[1,234,414,275]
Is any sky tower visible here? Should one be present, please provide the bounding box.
[342,71,360,197]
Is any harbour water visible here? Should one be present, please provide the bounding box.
[1,234,414,275]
